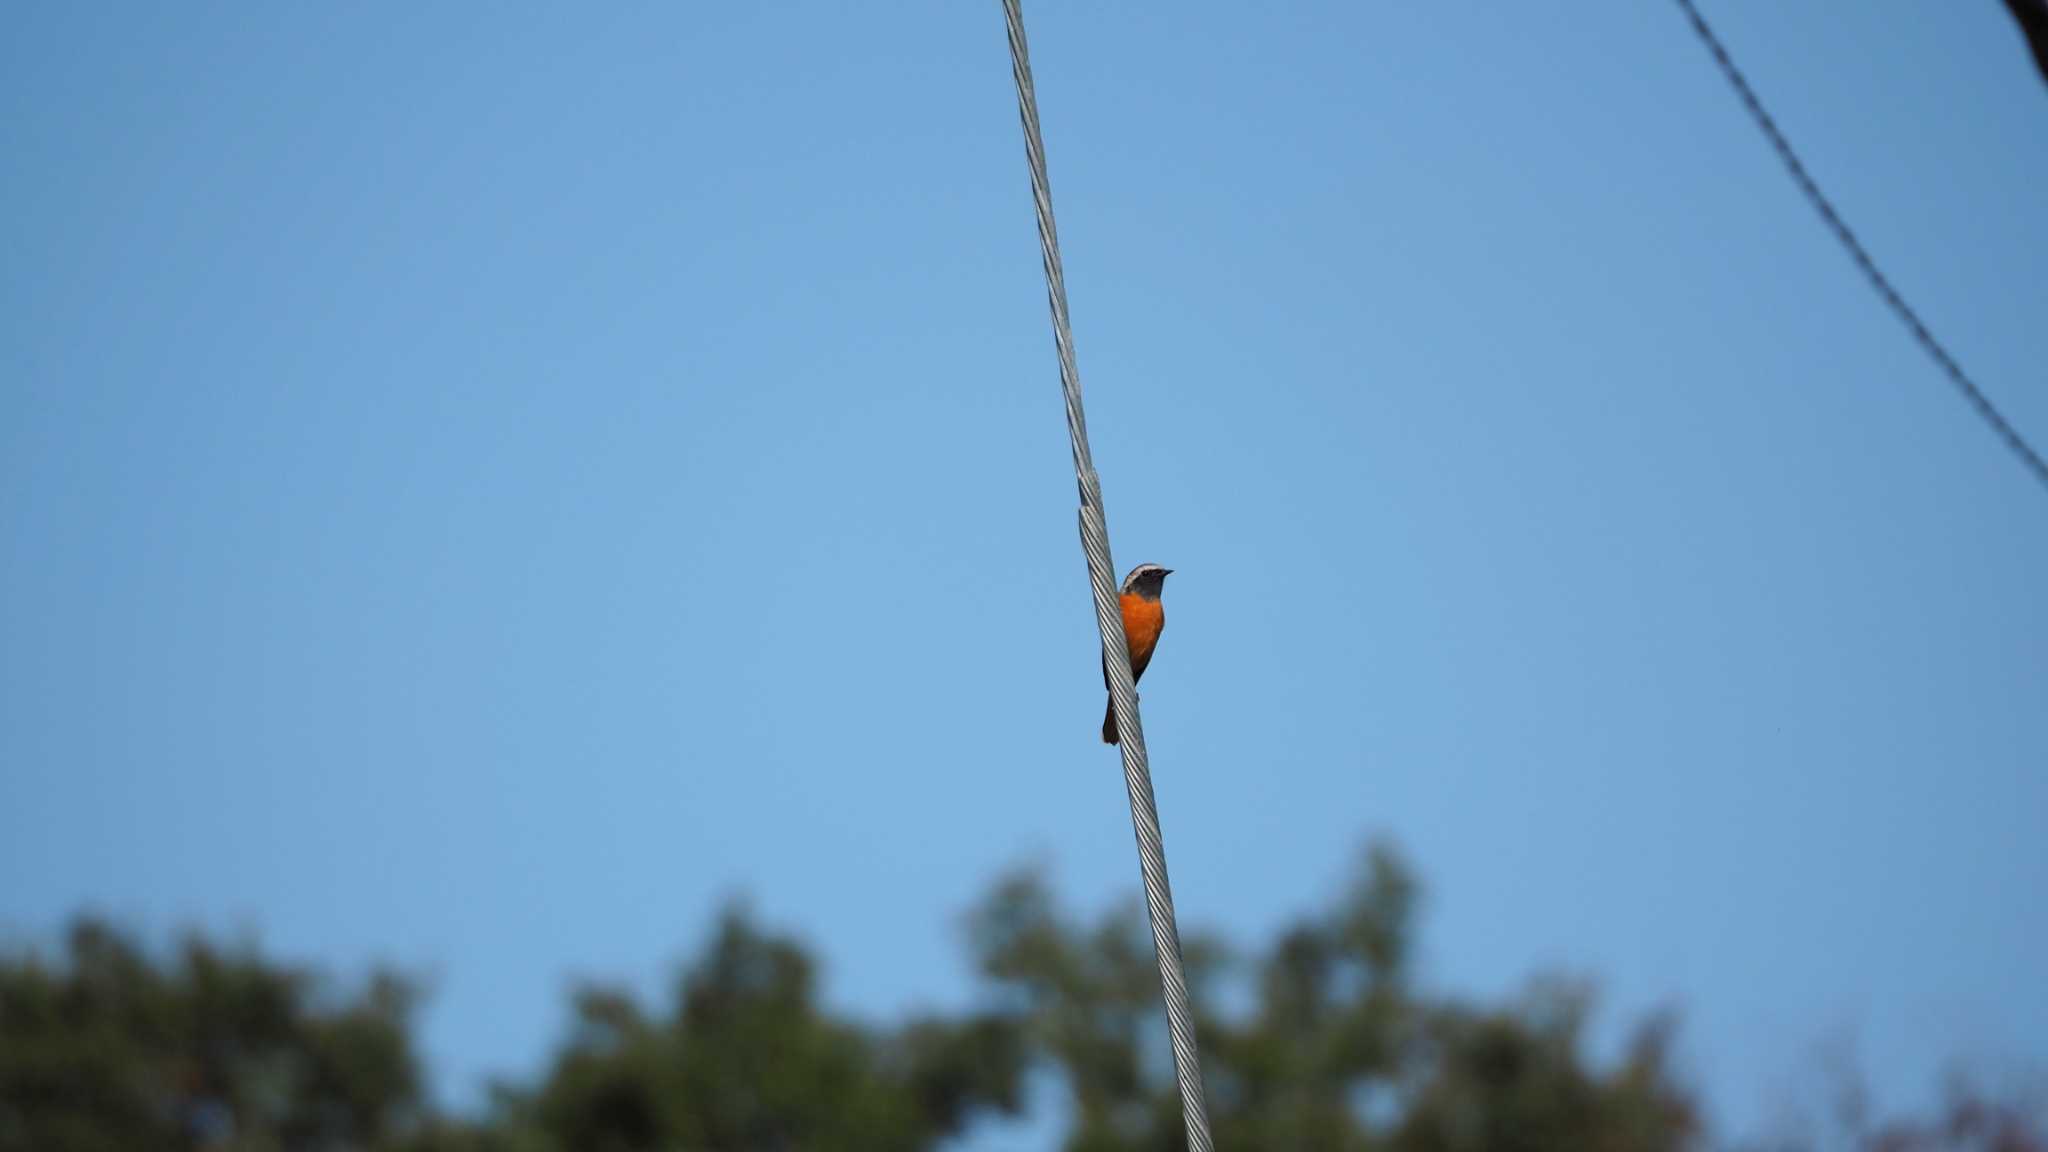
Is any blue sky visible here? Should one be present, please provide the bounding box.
[3,2,2044,1146]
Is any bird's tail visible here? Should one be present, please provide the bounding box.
[1102,696,1119,745]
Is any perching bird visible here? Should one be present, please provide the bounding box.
[1102,563,1172,744]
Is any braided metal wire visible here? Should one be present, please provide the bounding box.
[999,2,1215,1148]
[1675,0,2048,494]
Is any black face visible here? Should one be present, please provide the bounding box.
[1125,564,1172,599]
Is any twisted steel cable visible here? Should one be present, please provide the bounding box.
[998,2,1215,1147]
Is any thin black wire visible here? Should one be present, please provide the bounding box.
[1674,0,2048,493]
[2005,0,2048,88]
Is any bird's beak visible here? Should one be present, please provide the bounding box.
[1162,569,1174,576]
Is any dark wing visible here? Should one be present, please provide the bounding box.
[1101,641,1154,688]
[1129,644,1155,684]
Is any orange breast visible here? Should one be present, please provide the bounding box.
[1120,594,1165,677]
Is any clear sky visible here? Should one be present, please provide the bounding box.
[3,2,2043,1147]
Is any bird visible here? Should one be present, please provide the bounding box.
[1102,563,1172,745]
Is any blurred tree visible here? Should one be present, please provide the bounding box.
[4,841,2041,1152]
[0,919,420,1152]
[489,902,1029,1152]
[1743,1041,2047,1152]
[1860,1081,2048,1152]
[969,841,1698,1152]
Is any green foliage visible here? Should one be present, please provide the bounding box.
[1391,986,1691,1152]
[494,903,1027,1152]
[969,841,1695,1152]
[2,841,2038,1152]
[0,921,420,1152]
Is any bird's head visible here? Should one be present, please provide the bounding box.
[1121,563,1172,601]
